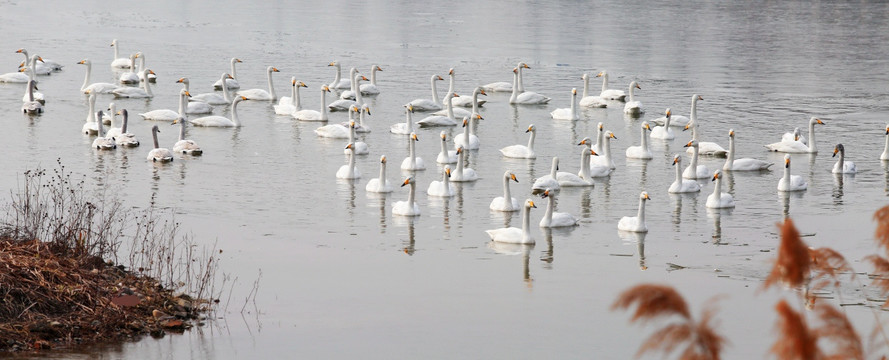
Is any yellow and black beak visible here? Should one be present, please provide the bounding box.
[672,157,679,165]
[711,172,719,182]
[684,141,693,148]
[510,173,518,183]
[446,167,451,177]
[401,178,412,187]
[644,193,651,200]
[785,157,790,168]
[590,149,599,156]
[529,200,536,208]
[832,147,839,157]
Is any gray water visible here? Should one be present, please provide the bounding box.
[4,1,889,358]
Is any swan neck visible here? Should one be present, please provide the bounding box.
[503,174,512,201]
[430,76,441,105]
[725,136,736,169]
[379,161,387,186]
[442,168,450,188]
[600,73,608,92]
[152,129,160,149]
[713,175,722,197]
[570,91,577,116]
[675,159,682,181]
[456,151,465,175]
[690,145,699,168]
[87,95,96,123]
[320,89,328,120]
[178,92,186,117]
[370,67,378,85]
[294,84,301,109]
[527,130,536,151]
[582,75,589,97]
[348,148,356,170]
[409,137,416,165]
[112,44,119,60]
[471,88,480,115]
[27,82,35,101]
[603,137,612,163]
[231,100,241,126]
[179,117,186,141]
[446,95,455,119]
[783,161,790,181]
[637,197,646,224]
[97,115,105,137]
[121,113,129,133]
[808,121,817,152]
[221,75,231,102]
[884,134,889,156]
[81,61,91,91]
[690,98,699,139]
[628,85,635,102]
[544,195,554,224]
[142,71,153,96]
[640,126,649,149]
[440,136,448,155]
[580,149,591,178]
[510,70,519,102]
[446,73,455,96]
[405,108,412,127]
[267,69,276,99]
[517,65,525,93]
[550,159,558,178]
[230,59,238,79]
[331,65,341,86]
[463,121,470,143]
[522,203,531,240]
[407,181,416,205]
[290,82,297,106]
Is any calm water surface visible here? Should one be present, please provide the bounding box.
[4,1,889,358]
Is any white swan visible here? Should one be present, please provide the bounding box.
[723,129,773,171]
[618,192,650,232]
[580,73,608,108]
[625,122,653,159]
[20,57,45,103]
[574,147,598,184]
[392,177,421,216]
[366,155,394,193]
[436,131,458,163]
[706,171,735,209]
[623,81,643,116]
[275,77,307,115]
[597,71,626,101]
[433,86,486,118]
[112,109,140,147]
[337,143,362,179]
[344,104,372,133]
[92,111,116,150]
[78,59,118,94]
[344,120,369,155]
[451,146,479,182]
[765,117,824,153]
[140,89,188,121]
[191,96,247,127]
[293,85,331,121]
[391,105,416,135]
[832,144,857,174]
[540,189,579,228]
[409,74,445,111]
[650,108,675,140]
[180,74,232,105]
[683,95,727,157]
[483,62,530,93]
[550,88,579,120]
[118,53,140,84]
[109,39,131,69]
[418,93,459,127]
[592,122,605,154]
[338,68,361,100]
[778,154,807,191]
[0,68,28,83]
[590,131,617,169]
[112,69,154,98]
[781,127,807,145]
[401,133,426,171]
[359,65,383,95]
[882,125,889,161]
[19,52,52,75]
[454,115,481,150]
[490,172,520,211]
[172,116,203,155]
[173,78,215,114]
[315,105,358,139]
[22,80,43,114]
[146,125,173,162]
[135,52,157,83]
[500,124,537,159]
[442,68,487,108]
[509,67,550,104]
[683,140,711,179]
[532,157,561,191]
[82,91,99,135]
[328,71,367,111]
[668,155,701,193]
[486,199,537,244]
[327,61,352,89]
[237,66,280,101]
[101,102,117,125]
[427,166,456,197]
[213,58,242,90]
[655,95,698,128]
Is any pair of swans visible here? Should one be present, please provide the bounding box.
[19,56,45,103]
[442,68,486,108]
[625,122,653,159]
[483,62,530,93]
[433,86,487,119]
[532,151,597,190]
[147,125,174,162]
[78,59,119,94]
[650,108,675,140]
[618,192,650,232]
[653,95,699,128]
[390,105,415,135]
[315,105,368,139]
[765,117,825,153]
[682,95,727,157]
[274,77,308,115]
[454,115,482,150]
[418,93,460,126]
[486,199,537,244]
[329,70,368,111]
[409,74,445,111]
[191,96,248,127]
[668,155,701,193]
[91,111,116,150]
[22,80,43,114]
[293,85,331,121]
[723,129,773,171]
[578,132,615,178]
[580,73,607,108]
[111,109,140,147]
[179,74,234,105]
[17,49,59,74]
[112,69,155,98]
[237,66,280,101]
[213,58,243,89]
[327,61,353,90]
[596,71,627,101]
[550,88,579,120]
[500,125,537,159]
[509,67,550,104]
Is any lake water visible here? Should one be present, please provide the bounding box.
[4,1,889,358]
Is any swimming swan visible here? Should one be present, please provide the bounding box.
[618,192,650,232]
[486,199,537,244]
[499,124,537,159]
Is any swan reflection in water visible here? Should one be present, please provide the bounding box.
[487,241,534,288]
[779,190,805,217]
[832,172,845,204]
[335,178,358,218]
[617,230,647,271]
[539,227,579,270]
[392,215,417,256]
[365,191,389,234]
[706,207,733,245]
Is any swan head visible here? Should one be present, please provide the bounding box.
[270,67,280,73]
[234,58,243,63]
[526,125,536,133]
[596,71,605,78]
[450,92,460,98]
[474,114,484,120]
[683,123,692,132]
[226,73,235,80]
[694,94,703,101]
[401,177,414,187]
[380,155,387,163]
[728,129,735,138]
[238,96,248,101]
[524,199,537,209]
[181,89,191,97]
[519,62,530,69]
[478,88,488,96]
[298,81,307,88]
[77,59,89,65]
[631,81,641,90]
[571,88,577,95]
[434,74,444,81]
[541,188,554,198]
[578,137,592,146]
[711,170,722,182]
[375,65,383,72]
[833,144,845,157]
[505,171,518,183]
[784,154,792,168]
[581,73,588,80]
[152,124,160,134]
[404,104,414,113]
[672,154,681,165]
[456,146,464,155]
[448,68,454,75]
[640,192,651,201]
[322,85,330,92]
[328,61,337,67]
[349,120,357,128]
[110,39,117,47]
[358,75,369,82]
[512,68,518,74]
[361,104,371,115]
[410,133,419,142]
[350,105,360,113]
[291,77,296,86]
[642,122,651,131]
[462,117,469,127]
[15,48,25,54]
[811,117,825,126]
[590,149,599,156]
[665,108,672,118]
[345,143,355,150]
[444,166,451,177]
[440,131,447,140]
[97,110,104,120]
[684,140,698,148]
[176,77,189,85]
[793,128,801,141]
[172,117,183,125]
[885,124,889,135]
[606,131,616,139]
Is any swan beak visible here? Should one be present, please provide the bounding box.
[453,93,460,97]
[712,173,719,181]
[684,141,693,148]
[446,168,451,177]
[436,75,444,80]
[149,70,156,75]
[462,119,468,127]
[644,194,651,200]
[171,118,179,125]
[635,83,641,89]
[794,135,800,141]
[184,91,192,97]
[240,96,248,100]
[591,149,599,156]
[272,67,280,72]
[785,158,790,168]
[227,74,235,79]
[361,76,369,81]
[645,123,651,131]
[407,105,414,112]
[832,147,839,157]
[323,86,330,92]
[291,79,296,85]
[529,200,537,208]
[235,58,243,63]
[666,109,671,117]
[479,89,488,96]
[609,133,617,139]
[542,190,550,198]
[377,66,383,71]
[577,139,587,146]
[572,88,577,95]
[475,114,484,120]
[523,64,531,69]
[596,72,603,77]
[300,82,307,88]
[598,123,603,130]
[512,68,518,74]
[365,107,371,115]
[456,147,463,155]
[683,124,691,132]
[15,48,23,54]
[672,157,679,165]
[381,156,387,163]
[816,119,825,125]
[510,173,518,182]
[729,130,734,137]
[177,78,185,83]
[401,178,411,187]
[412,134,419,141]
[328,62,335,66]
[18,68,26,73]
[77,60,85,65]
[345,144,353,150]
[448,69,454,75]
[885,127,889,135]
[697,95,704,100]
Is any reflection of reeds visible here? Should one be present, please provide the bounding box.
[611,284,725,359]
[771,299,864,360]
